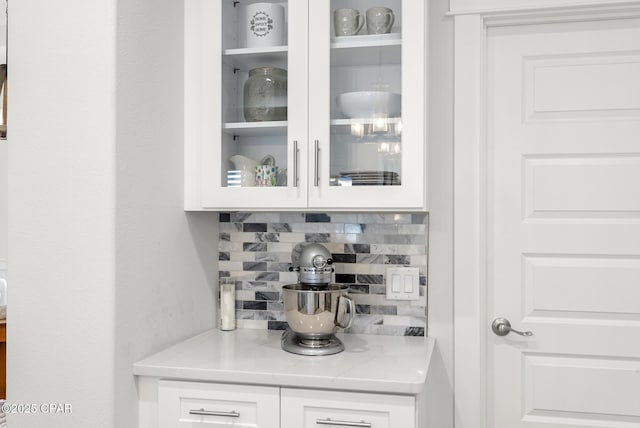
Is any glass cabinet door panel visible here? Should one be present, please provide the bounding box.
[187,0,308,210]
[329,0,402,188]
[220,0,290,190]
[307,0,426,210]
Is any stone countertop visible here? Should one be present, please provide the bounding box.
[133,329,434,395]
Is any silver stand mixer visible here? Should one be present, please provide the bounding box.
[281,243,355,356]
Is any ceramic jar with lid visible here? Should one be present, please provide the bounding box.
[243,67,287,122]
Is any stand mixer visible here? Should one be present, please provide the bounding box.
[281,243,355,356]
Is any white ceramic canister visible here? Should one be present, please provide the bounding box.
[246,2,285,48]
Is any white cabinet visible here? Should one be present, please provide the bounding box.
[157,381,418,428]
[281,388,415,428]
[158,381,279,428]
[184,0,427,211]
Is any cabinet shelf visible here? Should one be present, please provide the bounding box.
[223,121,287,137]
[330,117,403,139]
[331,32,402,66]
[223,46,288,70]
[331,117,402,126]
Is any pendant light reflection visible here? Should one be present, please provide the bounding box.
[377,141,401,154]
[349,118,402,140]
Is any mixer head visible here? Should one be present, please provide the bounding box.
[290,242,334,286]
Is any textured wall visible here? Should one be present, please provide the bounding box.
[114,0,218,426]
[219,212,428,336]
[7,0,117,426]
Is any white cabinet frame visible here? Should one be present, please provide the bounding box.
[184,0,428,211]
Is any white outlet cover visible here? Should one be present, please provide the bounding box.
[385,267,420,301]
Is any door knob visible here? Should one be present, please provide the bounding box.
[491,317,533,337]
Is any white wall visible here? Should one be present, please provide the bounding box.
[114,0,218,425]
[426,1,455,427]
[8,1,117,427]
[8,0,217,427]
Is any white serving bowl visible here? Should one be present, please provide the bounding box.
[336,91,401,119]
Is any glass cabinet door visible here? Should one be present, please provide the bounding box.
[220,0,289,189]
[308,0,426,210]
[184,0,425,211]
[188,0,308,209]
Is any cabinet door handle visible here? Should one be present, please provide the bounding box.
[314,139,320,187]
[188,408,240,418]
[316,418,372,427]
[293,140,299,187]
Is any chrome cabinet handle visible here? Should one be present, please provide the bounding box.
[189,409,240,418]
[293,140,299,187]
[314,139,320,187]
[316,418,372,427]
[491,317,533,337]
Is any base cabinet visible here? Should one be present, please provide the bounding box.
[281,388,415,428]
[158,380,418,428]
[158,381,279,428]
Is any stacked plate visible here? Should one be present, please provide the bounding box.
[335,171,400,186]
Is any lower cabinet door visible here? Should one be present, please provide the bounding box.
[281,388,416,428]
[158,380,279,428]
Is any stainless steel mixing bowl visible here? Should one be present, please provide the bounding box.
[282,284,355,339]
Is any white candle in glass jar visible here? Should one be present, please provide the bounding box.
[219,278,236,331]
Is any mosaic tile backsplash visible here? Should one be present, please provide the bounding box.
[218,212,428,336]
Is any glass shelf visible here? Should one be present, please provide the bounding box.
[331,117,402,126]
[223,121,288,137]
[330,32,401,66]
[223,46,288,70]
[331,32,401,47]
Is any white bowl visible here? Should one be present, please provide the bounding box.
[336,91,401,119]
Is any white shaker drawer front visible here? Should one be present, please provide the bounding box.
[158,381,279,428]
[281,388,415,428]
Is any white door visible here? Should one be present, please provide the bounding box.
[485,17,640,427]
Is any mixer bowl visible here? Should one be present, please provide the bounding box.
[282,284,354,339]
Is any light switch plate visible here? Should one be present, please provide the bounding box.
[386,267,420,300]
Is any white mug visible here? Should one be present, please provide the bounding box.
[255,165,279,187]
[333,8,365,37]
[246,3,285,48]
[366,7,395,34]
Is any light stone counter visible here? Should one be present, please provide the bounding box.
[134,328,434,394]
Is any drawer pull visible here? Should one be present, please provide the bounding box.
[316,418,372,427]
[189,408,240,418]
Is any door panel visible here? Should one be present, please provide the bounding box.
[523,156,640,215]
[307,0,427,211]
[523,255,640,316]
[487,18,640,428]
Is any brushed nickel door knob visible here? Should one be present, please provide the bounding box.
[492,317,533,337]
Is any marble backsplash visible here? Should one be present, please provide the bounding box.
[218,212,428,336]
